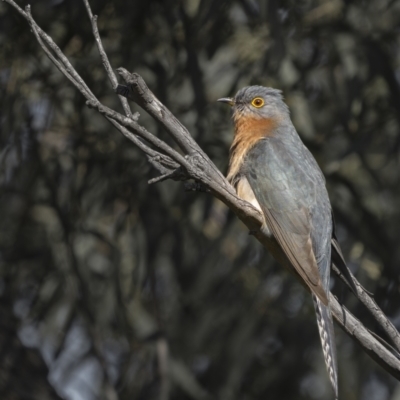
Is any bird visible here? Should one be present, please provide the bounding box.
[218,86,355,399]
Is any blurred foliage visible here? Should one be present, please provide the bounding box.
[1,0,400,399]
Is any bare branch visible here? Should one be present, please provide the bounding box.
[148,167,187,185]
[333,264,400,353]
[4,0,184,180]
[86,99,190,168]
[106,117,179,172]
[116,69,205,155]
[24,5,95,101]
[330,294,400,379]
[81,0,138,121]
[17,2,96,100]
[116,69,227,184]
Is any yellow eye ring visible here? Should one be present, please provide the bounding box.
[251,97,264,108]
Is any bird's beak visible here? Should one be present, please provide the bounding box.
[217,97,235,106]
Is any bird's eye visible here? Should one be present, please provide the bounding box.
[251,97,264,108]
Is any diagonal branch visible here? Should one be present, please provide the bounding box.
[3,0,184,180]
[81,0,137,121]
[330,294,400,379]
[116,69,228,186]
[86,99,190,167]
[333,264,400,353]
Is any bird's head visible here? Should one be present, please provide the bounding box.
[218,85,289,122]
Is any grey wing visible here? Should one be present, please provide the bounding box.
[243,136,332,297]
[301,143,333,293]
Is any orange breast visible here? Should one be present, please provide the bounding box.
[227,116,278,183]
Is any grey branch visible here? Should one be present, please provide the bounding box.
[330,294,400,380]
[82,0,137,121]
[333,264,400,354]
[5,0,400,384]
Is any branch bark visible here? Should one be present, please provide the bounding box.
[5,0,400,383]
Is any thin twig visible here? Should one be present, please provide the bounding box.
[116,70,203,155]
[7,0,187,175]
[81,0,137,120]
[333,264,400,353]
[82,4,172,397]
[148,167,186,185]
[106,118,179,170]
[86,99,190,168]
[330,293,400,379]
[116,70,227,185]
[81,0,181,182]
[23,3,96,99]
[24,5,95,102]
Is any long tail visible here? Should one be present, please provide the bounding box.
[312,295,339,399]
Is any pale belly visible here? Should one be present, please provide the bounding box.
[235,176,272,236]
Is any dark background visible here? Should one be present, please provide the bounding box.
[1,0,400,399]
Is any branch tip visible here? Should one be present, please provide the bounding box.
[131,111,140,121]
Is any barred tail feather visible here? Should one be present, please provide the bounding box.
[312,294,339,399]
